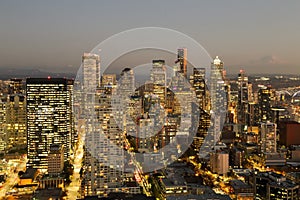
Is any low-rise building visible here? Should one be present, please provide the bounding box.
[253,172,299,200]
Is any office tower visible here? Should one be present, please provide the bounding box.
[151,60,166,107]
[81,84,124,197]
[189,68,211,152]
[253,172,299,200]
[9,78,24,94]
[82,78,141,197]
[260,122,286,166]
[67,79,76,149]
[260,122,277,153]
[6,94,26,148]
[271,107,285,126]
[101,74,117,87]
[172,65,179,77]
[119,68,135,95]
[229,147,244,169]
[40,144,65,190]
[248,82,253,102]
[164,115,178,147]
[210,151,229,175]
[0,99,6,152]
[116,68,136,136]
[48,144,64,175]
[192,68,206,110]
[210,56,226,111]
[192,110,210,152]
[80,53,108,197]
[258,86,273,122]
[26,78,72,171]
[279,121,300,146]
[175,48,187,78]
[209,56,227,149]
[237,70,249,125]
[80,55,139,197]
[253,172,271,200]
[248,102,258,127]
[82,53,101,90]
[80,52,106,197]
[165,88,175,113]
[169,63,195,152]
[137,118,155,151]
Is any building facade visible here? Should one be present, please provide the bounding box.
[26,78,72,171]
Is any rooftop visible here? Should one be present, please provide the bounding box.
[21,168,37,179]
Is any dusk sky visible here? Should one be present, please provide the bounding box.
[0,0,300,74]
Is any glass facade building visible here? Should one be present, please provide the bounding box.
[26,78,72,171]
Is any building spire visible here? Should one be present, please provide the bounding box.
[213,56,221,65]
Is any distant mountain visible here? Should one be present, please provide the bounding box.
[0,68,76,80]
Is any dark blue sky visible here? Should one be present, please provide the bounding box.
[0,0,299,74]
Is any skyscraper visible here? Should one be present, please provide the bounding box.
[79,54,140,197]
[26,78,72,171]
[175,48,187,78]
[210,151,229,175]
[192,68,206,110]
[8,78,24,94]
[6,94,26,148]
[0,99,6,152]
[209,56,227,150]
[260,122,277,154]
[190,68,210,152]
[210,56,226,112]
[151,60,167,107]
[67,79,76,149]
[82,53,100,90]
[237,70,249,125]
[80,53,105,196]
[258,86,273,123]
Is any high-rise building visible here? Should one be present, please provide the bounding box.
[209,56,227,150]
[119,68,135,95]
[191,68,206,110]
[210,56,226,111]
[253,172,299,200]
[81,84,124,197]
[260,122,287,166]
[210,151,229,175]
[48,144,64,175]
[0,99,6,152]
[258,86,273,123]
[101,74,117,87]
[190,68,211,152]
[9,78,24,94]
[279,121,300,146]
[80,55,140,197]
[26,78,72,171]
[137,118,155,151]
[260,122,277,154]
[175,48,187,78]
[82,53,101,90]
[67,79,76,149]
[6,94,26,148]
[151,60,166,107]
[192,109,210,152]
[117,68,136,138]
[237,70,249,125]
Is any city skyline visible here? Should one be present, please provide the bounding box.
[0,1,300,199]
[0,50,299,199]
[0,1,300,74]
